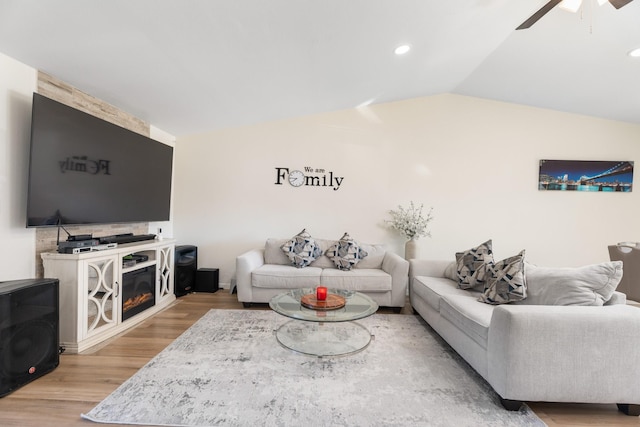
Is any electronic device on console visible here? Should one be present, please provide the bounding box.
[57,240,99,253]
[98,233,156,245]
[66,234,93,241]
[58,243,119,254]
[130,254,149,263]
[56,222,99,254]
[122,253,149,268]
[58,246,91,254]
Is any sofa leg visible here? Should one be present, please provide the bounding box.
[617,403,640,416]
[242,302,252,308]
[499,397,523,411]
[411,306,418,315]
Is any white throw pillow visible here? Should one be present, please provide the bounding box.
[519,261,623,306]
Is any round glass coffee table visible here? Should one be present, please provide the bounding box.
[269,288,378,358]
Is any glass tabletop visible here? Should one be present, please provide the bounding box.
[269,288,378,323]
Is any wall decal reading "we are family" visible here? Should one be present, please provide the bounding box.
[274,167,344,191]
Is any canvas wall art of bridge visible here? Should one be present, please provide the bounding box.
[538,160,633,192]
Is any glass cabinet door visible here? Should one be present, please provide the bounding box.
[84,256,118,338]
[157,245,174,301]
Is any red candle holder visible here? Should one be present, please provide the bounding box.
[316,286,328,301]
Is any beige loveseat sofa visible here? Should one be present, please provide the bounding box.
[409,258,640,415]
[236,236,409,310]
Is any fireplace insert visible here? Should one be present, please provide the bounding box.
[121,266,156,321]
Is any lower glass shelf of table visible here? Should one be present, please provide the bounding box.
[269,288,379,357]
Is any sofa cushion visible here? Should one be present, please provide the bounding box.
[281,229,323,268]
[325,233,368,271]
[519,261,623,306]
[606,291,626,305]
[320,268,391,292]
[456,240,494,291]
[252,264,322,289]
[309,239,338,269]
[412,276,478,311]
[444,261,458,281]
[478,250,527,305]
[313,242,386,270]
[355,243,386,269]
[264,238,290,265]
[268,238,385,270]
[440,294,494,350]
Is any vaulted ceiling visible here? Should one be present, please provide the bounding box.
[1,0,639,136]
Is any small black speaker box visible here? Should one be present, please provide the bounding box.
[0,278,59,397]
[174,245,197,297]
[196,268,219,293]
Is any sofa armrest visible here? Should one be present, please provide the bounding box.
[488,304,640,404]
[409,259,451,279]
[235,249,265,303]
[382,252,409,307]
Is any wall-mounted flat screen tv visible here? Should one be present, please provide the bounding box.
[27,93,173,227]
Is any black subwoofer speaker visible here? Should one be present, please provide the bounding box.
[0,278,59,397]
[174,245,197,297]
[196,268,219,293]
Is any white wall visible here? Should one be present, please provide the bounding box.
[148,124,177,239]
[174,94,640,287]
[0,52,37,280]
[0,53,177,281]
[4,51,637,287]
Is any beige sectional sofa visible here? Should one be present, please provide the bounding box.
[409,258,640,415]
[236,236,409,310]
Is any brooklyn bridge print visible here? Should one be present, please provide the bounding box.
[539,160,634,192]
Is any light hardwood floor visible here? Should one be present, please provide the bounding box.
[0,291,637,426]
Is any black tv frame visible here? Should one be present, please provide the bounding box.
[26,93,173,227]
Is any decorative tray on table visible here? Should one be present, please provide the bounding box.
[300,293,346,310]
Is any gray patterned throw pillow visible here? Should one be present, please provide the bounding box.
[281,229,322,268]
[478,250,527,304]
[455,240,494,290]
[325,233,368,271]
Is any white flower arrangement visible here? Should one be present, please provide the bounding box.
[387,202,434,240]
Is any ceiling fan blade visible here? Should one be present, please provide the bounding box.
[516,0,564,30]
[609,0,633,9]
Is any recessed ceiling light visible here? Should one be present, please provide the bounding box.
[394,45,411,55]
[628,48,640,58]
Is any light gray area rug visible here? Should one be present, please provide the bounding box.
[83,309,546,427]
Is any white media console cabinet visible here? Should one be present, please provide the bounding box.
[42,239,176,353]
